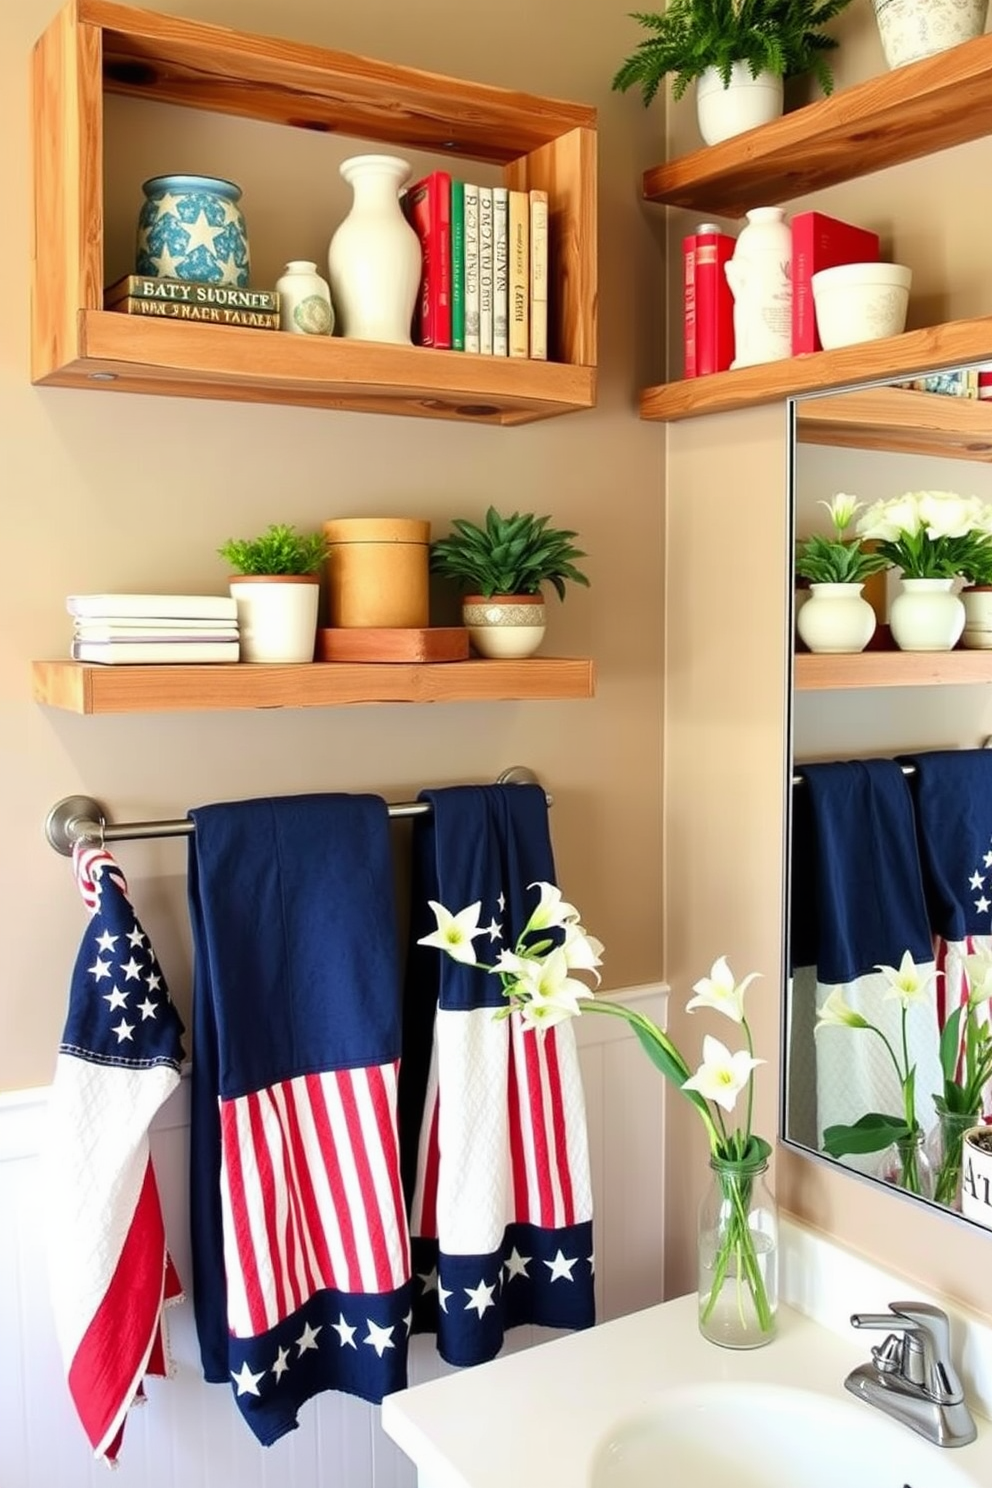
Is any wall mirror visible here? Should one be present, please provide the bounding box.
[783,361,992,1223]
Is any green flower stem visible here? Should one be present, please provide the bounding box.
[701,1160,774,1336]
[576,999,724,1153]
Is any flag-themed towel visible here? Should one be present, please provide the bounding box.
[399,783,595,1367]
[187,794,412,1447]
[899,748,992,1033]
[45,844,185,1465]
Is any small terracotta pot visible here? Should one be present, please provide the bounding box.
[323,517,430,628]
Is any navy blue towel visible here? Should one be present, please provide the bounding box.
[400,783,596,1367]
[187,794,411,1447]
[791,759,932,983]
[898,749,992,941]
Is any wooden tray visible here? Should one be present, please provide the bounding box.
[315,627,470,663]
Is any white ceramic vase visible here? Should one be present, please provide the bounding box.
[725,207,793,368]
[795,582,877,654]
[275,260,334,335]
[327,154,422,345]
[229,576,320,663]
[872,0,989,69]
[695,64,784,147]
[961,586,992,648]
[889,577,965,652]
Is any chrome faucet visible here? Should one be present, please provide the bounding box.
[845,1300,977,1448]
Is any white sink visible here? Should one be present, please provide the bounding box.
[590,1381,979,1488]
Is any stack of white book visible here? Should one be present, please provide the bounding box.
[68,594,240,664]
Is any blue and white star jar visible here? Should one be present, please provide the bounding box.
[136,174,250,285]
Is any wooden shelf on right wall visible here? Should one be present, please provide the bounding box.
[796,385,992,462]
[795,649,992,691]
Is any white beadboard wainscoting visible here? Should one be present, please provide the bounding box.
[1,984,666,1488]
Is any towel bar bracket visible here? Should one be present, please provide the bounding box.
[44,766,547,857]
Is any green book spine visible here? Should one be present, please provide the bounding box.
[451,180,466,351]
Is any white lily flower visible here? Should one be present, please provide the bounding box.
[875,949,936,1008]
[685,955,759,1024]
[819,493,861,535]
[814,986,870,1031]
[681,1034,764,1114]
[525,881,582,930]
[417,900,484,964]
[561,922,604,982]
[504,945,586,1020]
[964,951,992,1007]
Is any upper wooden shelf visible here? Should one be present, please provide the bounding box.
[640,315,992,422]
[31,657,596,713]
[795,649,992,691]
[642,31,992,218]
[31,0,597,425]
[797,385,992,462]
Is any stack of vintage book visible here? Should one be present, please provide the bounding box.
[68,594,240,664]
[103,275,280,329]
[402,172,548,359]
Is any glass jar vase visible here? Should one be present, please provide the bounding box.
[876,1129,935,1200]
[697,1152,778,1349]
[927,1111,977,1211]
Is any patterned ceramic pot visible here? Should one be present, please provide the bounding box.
[136,174,250,286]
[462,594,547,659]
[872,0,989,68]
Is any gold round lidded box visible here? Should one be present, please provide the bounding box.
[317,517,467,663]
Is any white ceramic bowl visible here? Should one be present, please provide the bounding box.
[810,261,912,349]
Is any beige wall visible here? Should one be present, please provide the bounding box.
[1,0,665,1090]
[661,8,992,1316]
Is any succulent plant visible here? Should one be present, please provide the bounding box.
[429,506,590,600]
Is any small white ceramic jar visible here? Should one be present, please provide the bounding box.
[275,260,334,335]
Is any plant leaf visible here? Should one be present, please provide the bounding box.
[822,1113,912,1157]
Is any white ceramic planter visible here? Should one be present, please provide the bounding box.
[872,0,989,69]
[462,594,546,659]
[889,577,965,652]
[229,575,320,663]
[960,1125,992,1230]
[795,582,877,654]
[811,261,912,349]
[695,64,783,146]
[961,586,992,648]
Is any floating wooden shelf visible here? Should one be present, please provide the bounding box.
[640,316,992,423]
[642,31,992,218]
[31,658,597,713]
[794,649,992,691]
[796,385,992,462]
[31,0,598,425]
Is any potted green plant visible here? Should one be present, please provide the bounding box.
[429,506,590,658]
[794,494,889,655]
[611,0,855,146]
[219,522,328,663]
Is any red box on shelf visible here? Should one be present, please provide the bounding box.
[683,223,735,378]
[791,211,880,355]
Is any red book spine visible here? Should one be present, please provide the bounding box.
[790,211,880,355]
[684,225,735,377]
[683,235,698,378]
[404,171,452,349]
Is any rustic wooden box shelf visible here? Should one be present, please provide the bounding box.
[31,0,598,425]
[794,649,992,692]
[31,657,597,713]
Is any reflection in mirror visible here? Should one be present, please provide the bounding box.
[785,363,992,1226]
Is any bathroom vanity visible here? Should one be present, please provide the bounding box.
[381,1221,992,1488]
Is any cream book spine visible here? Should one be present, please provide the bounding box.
[529,188,549,361]
[492,185,509,357]
[478,186,494,355]
[508,189,530,360]
[464,183,481,354]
